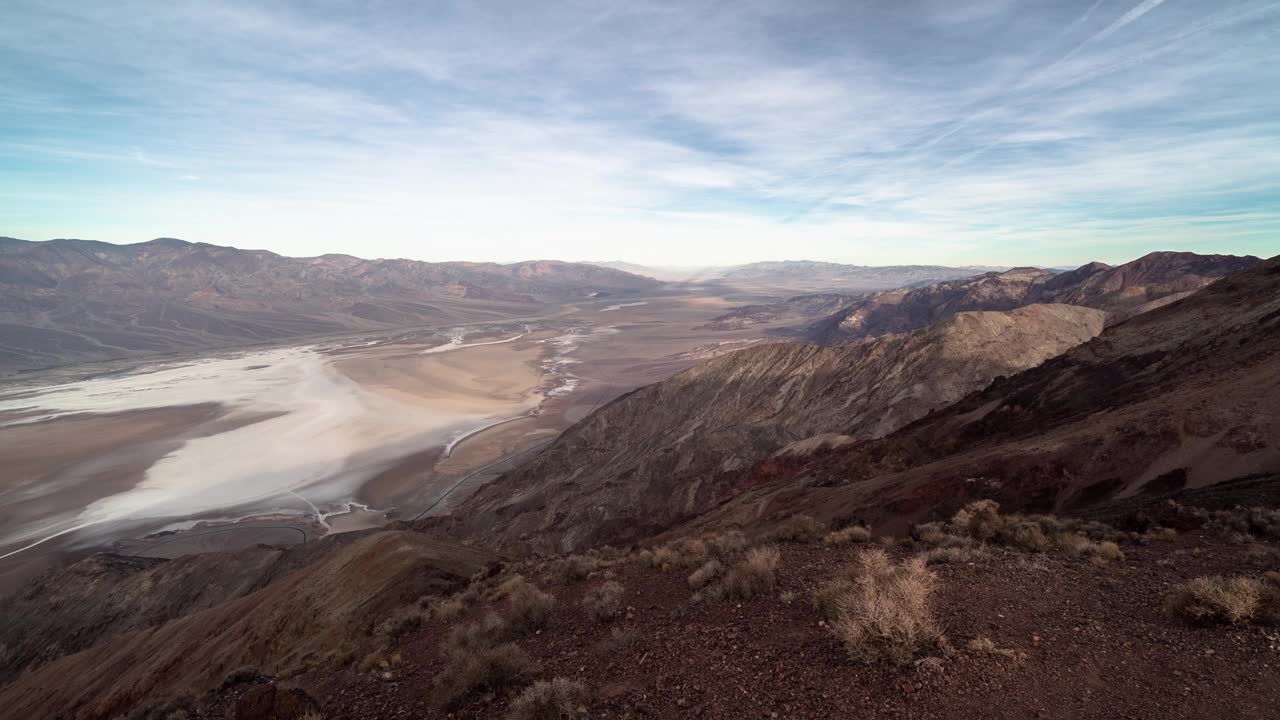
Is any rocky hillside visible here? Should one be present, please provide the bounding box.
[0,530,495,719]
[684,255,1280,537]
[0,237,659,371]
[442,304,1105,553]
[803,252,1259,344]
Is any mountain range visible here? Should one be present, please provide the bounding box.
[444,303,1106,552]
[448,253,1276,554]
[587,259,1000,290]
[0,237,659,371]
[1,248,1278,718]
[703,251,1260,342]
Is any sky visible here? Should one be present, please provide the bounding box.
[1,1,1278,267]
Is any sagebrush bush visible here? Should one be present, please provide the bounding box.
[506,580,556,632]
[705,530,748,556]
[647,538,710,571]
[1001,522,1051,553]
[553,555,601,583]
[378,604,429,639]
[434,595,468,622]
[506,677,588,720]
[811,577,853,618]
[443,614,511,654]
[828,548,943,665]
[1054,531,1091,555]
[722,545,781,600]
[582,581,624,622]
[1086,540,1124,565]
[948,499,1003,541]
[687,559,724,589]
[1166,576,1266,625]
[769,515,826,543]
[924,545,982,565]
[437,642,537,708]
[825,526,872,545]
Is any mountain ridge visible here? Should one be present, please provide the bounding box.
[441,303,1106,552]
[0,236,660,371]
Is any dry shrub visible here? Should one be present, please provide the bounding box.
[1054,532,1091,555]
[687,559,724,589]
[1167,576,1264,625]
[966,636,996,653]
[434,595,468,622]
[825,526,872,545]
[647,538,709,571]
[769,515,827,543]
[828,548,943,665]
[507,677,588,720]
[722,545,781,600]
[1086,541,1125,565]
[437,642,537,708]
[444,613,511,654]
[650,546,678,569]
[966,636,1020,659]
[378,604,429,640]
[924,545,982,565]
[582,581,625,622]
[506,581,556,632]
[554,555,601,583]
[811,578,853,618]
[705,530,748,556]
[913,524,969,549]
[488,574,531,601]
[948,500,1003,541]
[1001,522,1050,553]
[357,650,383,674]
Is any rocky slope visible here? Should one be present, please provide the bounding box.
[803,252,1259,344]
[0,530,496,719]
[684,255,1280,537]
[441,304,1104,552]
[0,237,659,371]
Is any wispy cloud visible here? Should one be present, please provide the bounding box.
[0,0,1277,266]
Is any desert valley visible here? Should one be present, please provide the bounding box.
[1,237,1278,720]
[5,1,1280,718]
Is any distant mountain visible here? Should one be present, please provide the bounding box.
[804,252,1259,344]
[443,303,1105,552]
[686,253,1280,535]
[582,261,720,282]
[712,260,999,292]
[585,260,1001,290]
[0,237,660,371]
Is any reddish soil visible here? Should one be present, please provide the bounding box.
[211,533,1280,719]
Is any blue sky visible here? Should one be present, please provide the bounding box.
[2,0,1278,266]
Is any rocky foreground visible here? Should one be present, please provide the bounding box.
[6,503,1278,719]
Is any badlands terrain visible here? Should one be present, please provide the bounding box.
[0,242,1276,719]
